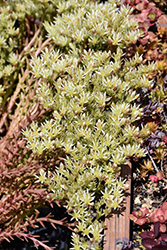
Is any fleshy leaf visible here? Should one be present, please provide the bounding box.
[154,221,160,238]
[140,231,155,239]
[135,218,148,225]
[162,202,167,211]
[152,245,167,250]
[115,238,123,248]
[161,233,167,242]
[142,238,158,250]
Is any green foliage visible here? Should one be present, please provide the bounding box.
[0,0,65,248]
[23,0,155,249]
[0,0,59,128]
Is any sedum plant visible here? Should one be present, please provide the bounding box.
[0,0,60,137]
[24,0,155,249]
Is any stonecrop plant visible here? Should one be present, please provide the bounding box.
[0,0,57,105]
[23,0,155,249]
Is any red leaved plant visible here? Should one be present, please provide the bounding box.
[0,55,68,249]
[139,221,167,250]
[149,171,163,183]
[0,108,69,249]
[0,14,70,248]
[129,202,167,226]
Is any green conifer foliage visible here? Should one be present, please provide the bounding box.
[24,0,154,249]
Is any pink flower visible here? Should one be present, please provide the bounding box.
[156,208,167,223]
[149,175,158,183]
[132,207,149,218]
[147,7,162,23]
[148,210,159,223]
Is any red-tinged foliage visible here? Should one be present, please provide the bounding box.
[162,202,167,211]
[129,212,148,225]
[160,233,167,242]
[140,231,155,239]
[149,175,158,183]
[0,62,67,248]
[152,246,167,250]
[0,125,69,247]
[132,207,149,218]
[147,7,162,23]
[0,133,67,248]
[124,0,167,248]
[130,202,167,226]
[155,208,167,223]
[0,231,56,250]
[135,218,149,225]
[149,172,163,183]
[148,211,159,224]
[141,238,158,250]
[139,222,167,250]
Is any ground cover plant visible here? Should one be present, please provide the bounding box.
[0,0,167,250]
[22,0,159,249]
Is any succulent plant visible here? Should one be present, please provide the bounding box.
[22,0,156,249]
[144,130,165,153]
[130,202,167,226]
[115,237,134,250]
[139,221,167,250]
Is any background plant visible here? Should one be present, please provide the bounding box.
[0,0,59,138]
[115,237,134,250]
[0,0,71,248]
[138,221,167,250]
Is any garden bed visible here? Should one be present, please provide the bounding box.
[1,1,167,250]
